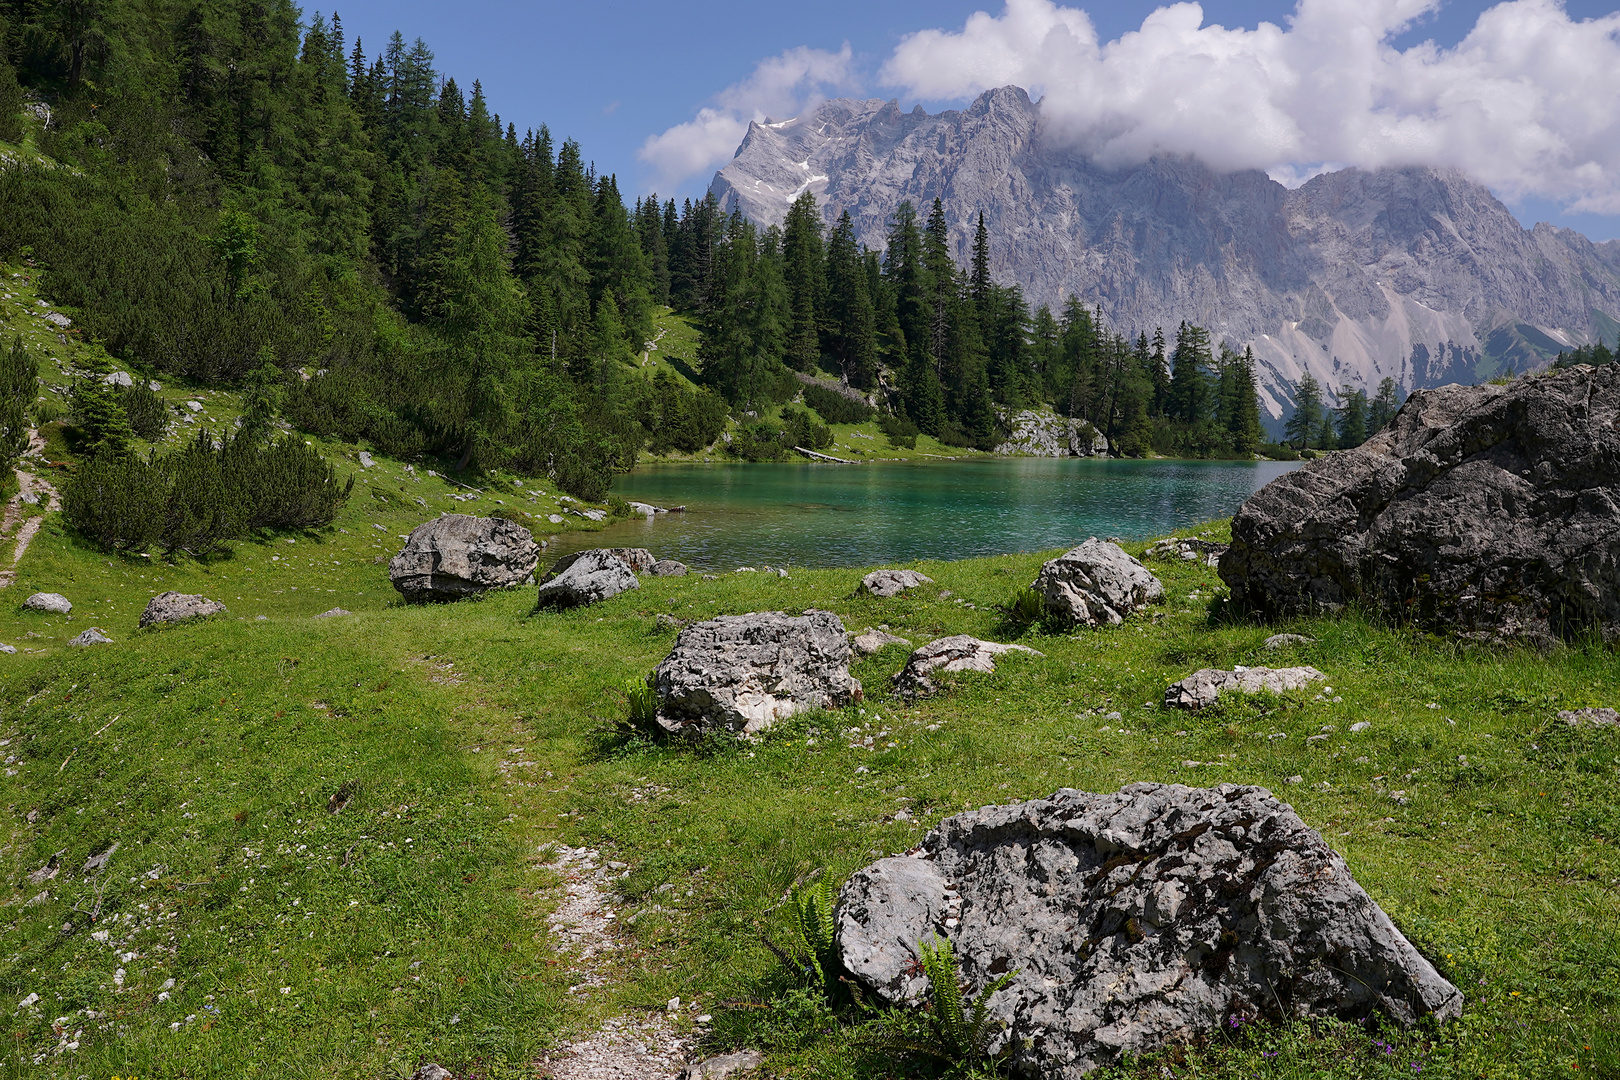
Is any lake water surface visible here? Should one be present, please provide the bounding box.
[548,458,1301,570]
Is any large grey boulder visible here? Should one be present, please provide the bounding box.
[1032,539,1164,627]
[894,635,1043,697]
[69,628,112,647]
[542,547,656,581]
[1221,366,1620,644]
[836,784,1462,1077]
[858,568,933,598]
[536,549,640,609]
[139,591,226,628]
[389,514,539,602]
[1164,666,1327,710]
[652,611,860,736]
[22,592,70,614]
[649,559,688,577]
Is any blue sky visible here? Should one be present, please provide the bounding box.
[327,1,1620,239]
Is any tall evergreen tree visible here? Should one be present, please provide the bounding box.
[1285,372,1325,449]
[781,191,825,373]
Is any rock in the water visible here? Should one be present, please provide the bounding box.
[1164,666,1326,710]
[1220,366,1620,643]
[894,635,1043,697]
[1032,539,1163,627]
[649,559,688,577]
[859,568,933,598]
[679,1048,766,1080]
[69,628,112,647]
[542,547,657,581]
[995,409,1109,457]
[1558,707,1619,727]
[1262,633,1314,650]
[22,592,71,614]
[628,501,667,517]
[313,608,352,619]
[1143,537,1228,567]
[836,784,1462,1076]
[139,591,226,628]
[536,549,641,609]
[652,611,860,735]
[389,514,539,602]
[850,627,911,655]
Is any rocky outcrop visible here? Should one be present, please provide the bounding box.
[652,611,860,735]
[389,514,540,602]
[1219,366,1620,643]
[835,784,1463,1076]
[649,559,688,577]
[713,86,1620,423]
[1558,707,1618,727]
[1032,539,1163,627]
[69,628,112,647]
[139,592,226,627]
[1164,666,1327,710]
[22,592,70,614]
[543,547,657,579]
[858,568,933,598]
[1143,537,1228,568]
[894,635,1043,697]
[850,627,911,655]
[995,410,1108,458]
[536,549,640,609]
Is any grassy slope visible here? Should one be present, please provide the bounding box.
[0,285,1615,1078]
[639,309,982,466]
[0,489,1615,1077]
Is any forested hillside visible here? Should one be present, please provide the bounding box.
[0,1,1275,519]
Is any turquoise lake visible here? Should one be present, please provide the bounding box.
[545,458,1302,570]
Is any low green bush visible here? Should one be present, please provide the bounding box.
[802,382,874,425]
[878,410,919,449]
[63,430,355,555]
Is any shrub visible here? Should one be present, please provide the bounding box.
[622,678,659,736]
[801,382,874,425]
[120,379,167,441]
[62,430,354,555]
[727,420,790,462]
[780,406,833,451]
[67,379,135,458]
[873,936,1017,1071]
[878,411,918,450]
[644,370,729,454]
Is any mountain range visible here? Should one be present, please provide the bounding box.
[710,86,1620,422]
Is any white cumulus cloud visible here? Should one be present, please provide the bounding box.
[880,0,1620,213]
[639,44,858,194]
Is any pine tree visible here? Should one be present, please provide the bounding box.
[782,191,825,373]
[1334,384,1369,448]
[970,212,992,310]
[1167,322,1213,424]
[1368,376,1401,431]
[824,211,878,388]
[1285,373,1325,449]
[1222,347,1263,456]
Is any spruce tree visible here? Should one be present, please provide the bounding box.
[781,191,825,373]
[1334,384,1369,448]
[1285,373,1325,449]
[1167,322,1213,424]
[824,211,877,388]
[1368,376,1400,431]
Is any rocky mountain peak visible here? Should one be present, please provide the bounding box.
[710,87,1620,423]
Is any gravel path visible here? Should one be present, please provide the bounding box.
[537,844,691,1080]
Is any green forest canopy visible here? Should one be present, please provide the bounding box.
[0,0,1296,505]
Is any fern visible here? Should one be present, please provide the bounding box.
[622,678,659,735]
[762,874,853,1008]
[1008,586,1045,624]
[870,936,1018,1074]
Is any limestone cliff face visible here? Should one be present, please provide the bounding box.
[711,86,1620,424]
